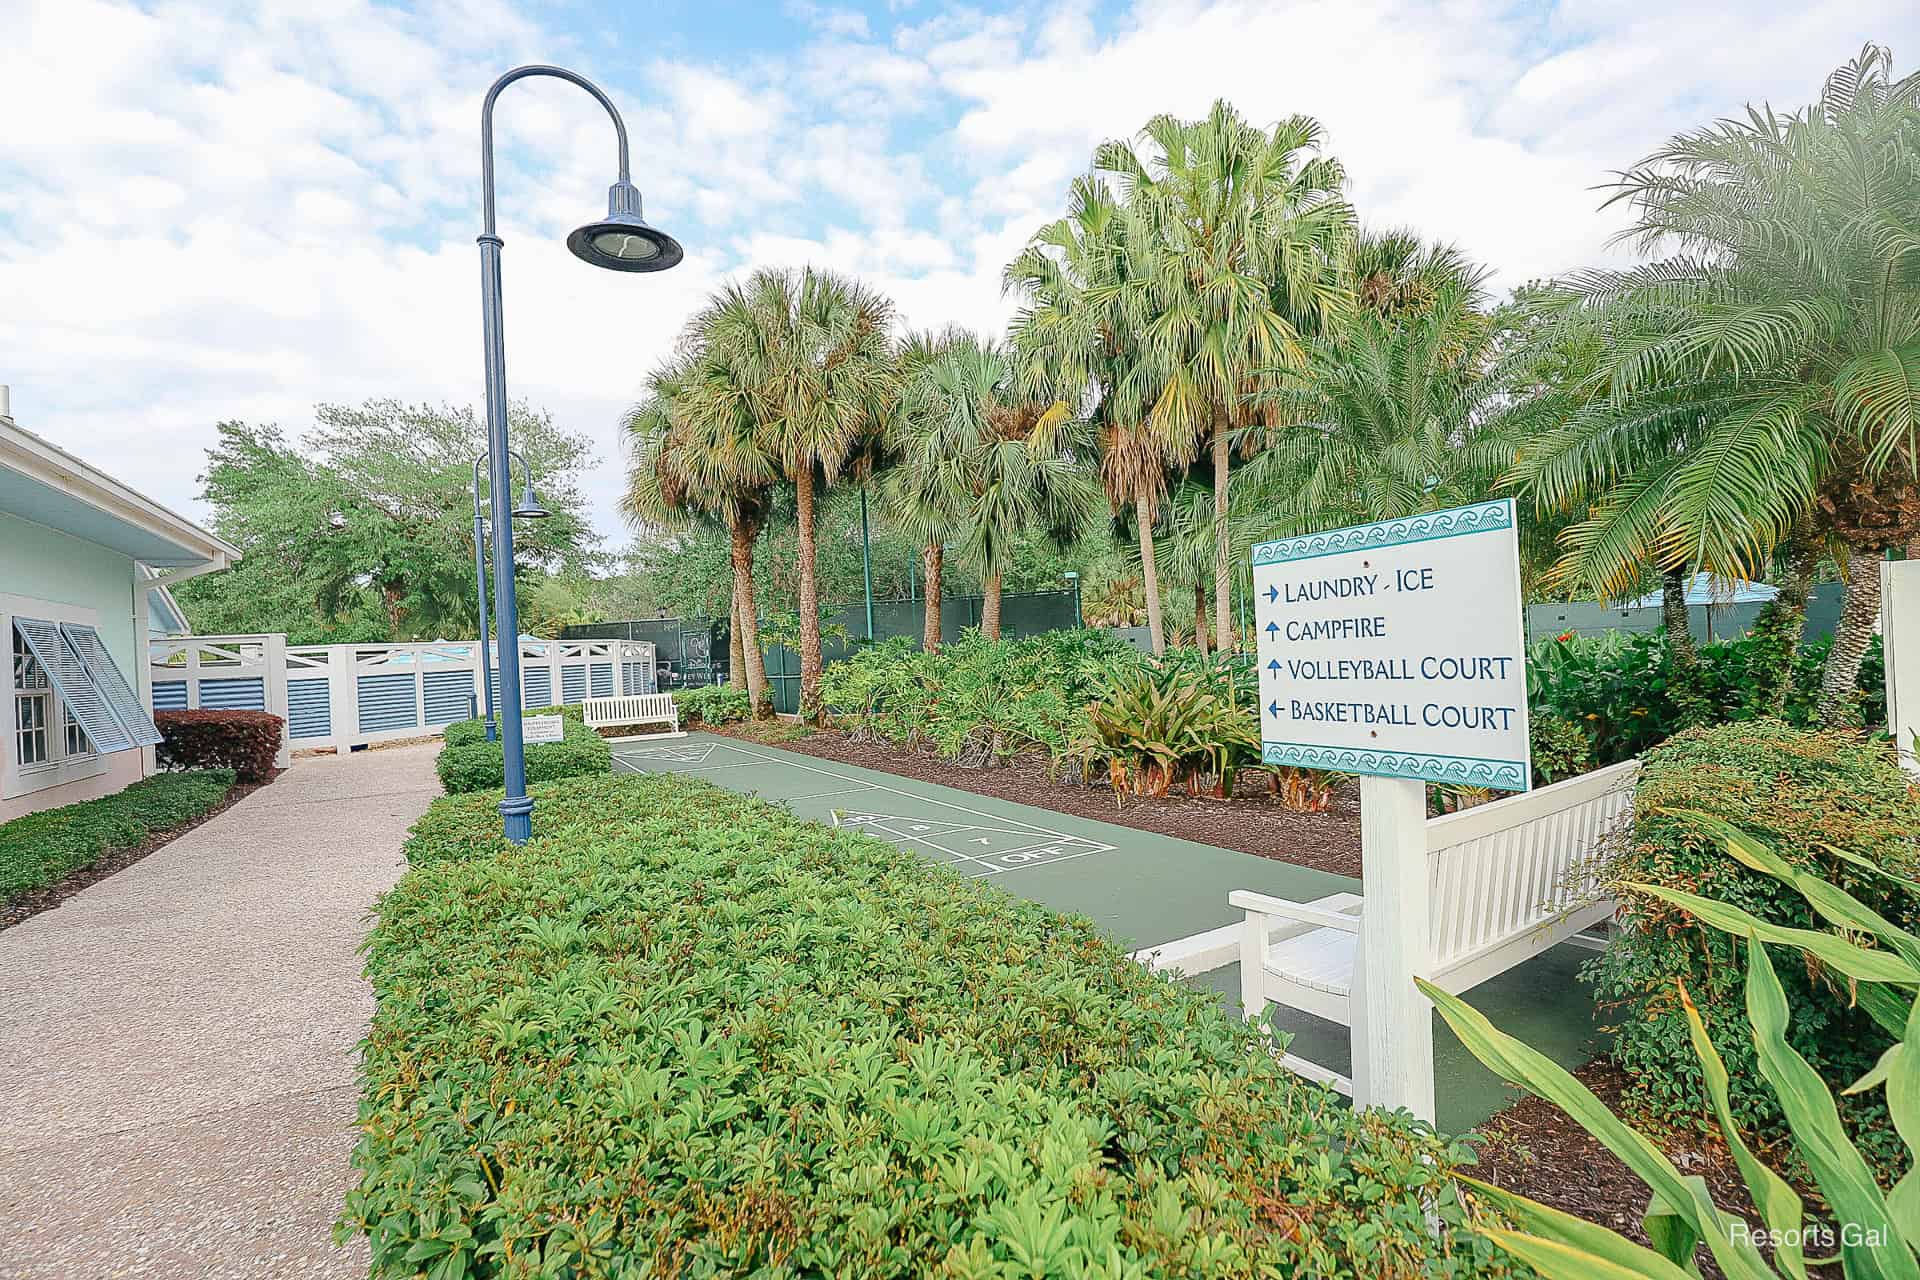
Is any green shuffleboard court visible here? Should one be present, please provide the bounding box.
[612,731,1606,1133]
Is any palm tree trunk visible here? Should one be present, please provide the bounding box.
[982,570,1004,640]
[1211,426,1233,652]
[730,517,771,718]
[1662,569,1697,671]
[1819,548,1882,727]
[795,469,822,723]
[1193,584,1210,657]
[922,542,943,651]
[1137,503,1165,656]
[1755,523,1817,715]
[728,593,746,691]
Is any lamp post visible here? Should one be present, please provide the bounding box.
[477,64,681,843]
[859,485,875,642]
[471,449,550,742]
[1063,570,1082,627]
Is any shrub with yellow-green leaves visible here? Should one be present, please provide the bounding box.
[343,771,1521,1279]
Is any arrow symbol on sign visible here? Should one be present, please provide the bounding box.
[1267,659,1282,673]
[1264,621,1280,637]
[1265,584,1279,602]
[1267,700,1281,718]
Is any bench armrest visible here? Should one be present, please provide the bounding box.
[1228,889,1362,933]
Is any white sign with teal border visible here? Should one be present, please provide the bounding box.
[1251,498,1531,792]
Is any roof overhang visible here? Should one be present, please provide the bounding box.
[0,418,240,571]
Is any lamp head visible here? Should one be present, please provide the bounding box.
[512,475,550,520]
[567,180,682,273]
[1063,570,1080,581]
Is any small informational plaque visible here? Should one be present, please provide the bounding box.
[522,714,565,744]
[1251,498,1532,792]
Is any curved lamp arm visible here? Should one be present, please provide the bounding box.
[480,65,631,239]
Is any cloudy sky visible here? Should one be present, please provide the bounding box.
[2,0,1914,548]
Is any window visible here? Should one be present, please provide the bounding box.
[12,626,92,771]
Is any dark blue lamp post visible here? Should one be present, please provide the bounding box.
[477,64,682,842]
[470,449,548,743]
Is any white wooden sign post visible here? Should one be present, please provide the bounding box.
[1251,498,1531,1121]
[1886,559,1920,777]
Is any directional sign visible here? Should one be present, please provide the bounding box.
[1251,498,1531,792]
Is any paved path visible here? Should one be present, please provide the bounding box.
[617,733,1606,1132]
[0,745,440,1280]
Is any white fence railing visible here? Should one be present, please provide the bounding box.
[148,634,658,760]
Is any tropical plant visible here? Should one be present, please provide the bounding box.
[686,267,896,723]
[881,329,971,649]
[1241,279,1505,539]
[1424,813,1920,1279]
[1095,100,1354,650]
[624,352,780,716]
[1007,176,1177,654]
[1073,654,1261,799]
[1505,45,1920,727]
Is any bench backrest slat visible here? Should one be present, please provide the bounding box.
[1424,759,1638,970]
[583,693,676,727]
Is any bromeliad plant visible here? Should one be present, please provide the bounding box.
[1422,814,1920,1279]
[1074,655,1260,799]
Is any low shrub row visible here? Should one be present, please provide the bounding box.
[0,769,236,907]
[672,683,753,725]
[434,705,611,794]
[345,770,1519,1279]
[1588,719,1920,1177]
[154,709,283,782]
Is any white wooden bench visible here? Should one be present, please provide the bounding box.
[582,693,683,740]
[1230,759,1638,1097]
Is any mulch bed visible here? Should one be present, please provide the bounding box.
[0,773,274,933]
[708,722,1365,878]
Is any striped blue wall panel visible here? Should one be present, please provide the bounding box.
[589,663,614,698]
[488,671,501,711]
[521,667,552,707]
[561,664,587,705]
[423,670,477,726]
[151,681,189,711]
[357,673,419,734]
[198,676,267,711]
[621,662,655,695]
[288,678,332,740]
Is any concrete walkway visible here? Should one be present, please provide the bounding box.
[0,745,440,1280]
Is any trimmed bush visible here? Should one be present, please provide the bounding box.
[1586,719,1920,1172]
[345,771,1519,1279]
[154,709,283,782]
[672,683,753,725]
[0,769,236,906]
[434,711,610,794]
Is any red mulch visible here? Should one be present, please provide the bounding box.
[0,772,275,933]
[709,722,1365,878]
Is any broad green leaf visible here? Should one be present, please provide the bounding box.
[1679,981,1806,1278]
[1478,1225,1700,1280]
[1627,882,1920,985]
[1744,936,1920,1280]
[1463,1179,1700,1279]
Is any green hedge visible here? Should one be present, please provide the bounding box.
[344,772,1517,1279]
[672,684,753,725]
[0,770,236,907]
[1587,720,1920,1174]
[434,707,610,794]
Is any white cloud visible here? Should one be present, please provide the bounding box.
[1,0,1914,558]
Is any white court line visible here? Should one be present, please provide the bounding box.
[612,739,1116,877]
[613,756,761,776]
[782,785,878,803]
[845,817,1005,874]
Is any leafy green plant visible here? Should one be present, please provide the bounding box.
[1528,716,1595,787]
[345,770,1521,1279]
[672,684,753,725]
[1074,655,1260,799]
[433,712,611,794]
[1587,720,1920,1177]
[0,770,236,907]
[1424,813,1920,1278]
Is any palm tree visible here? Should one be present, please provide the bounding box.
[621,355,778,716]
[1242,282,1506,537]
[1007,176,1178,654]
[883,329,972,650]
[1098,101,1354,650]
[692,267,896,722]
[1507,45,1920,725]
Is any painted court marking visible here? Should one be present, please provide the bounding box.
[613,740,1116,878]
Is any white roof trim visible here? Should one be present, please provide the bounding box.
[0,417,240,567]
